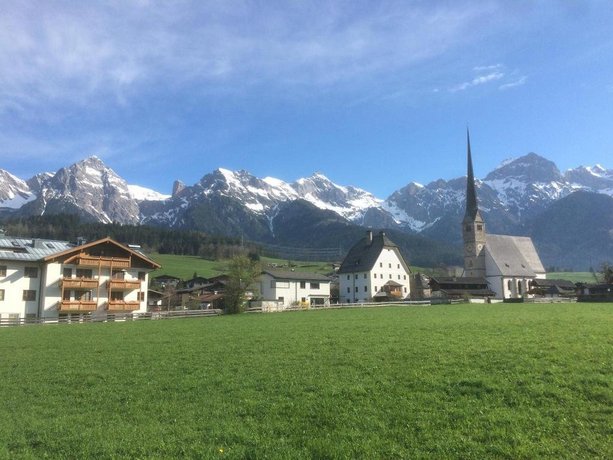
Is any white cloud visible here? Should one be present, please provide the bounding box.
[499,75,527,90]
[449,70,505,92]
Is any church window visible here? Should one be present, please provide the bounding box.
[477,224,483,231]
[507,280,512,292]
[518,281,522,294]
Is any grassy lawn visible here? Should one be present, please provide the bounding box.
[149,253,333,280]
[547,271,599,283]
[1,303,611,458]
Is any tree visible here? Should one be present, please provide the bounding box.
[224,255,261,314]
[599,262,613,284]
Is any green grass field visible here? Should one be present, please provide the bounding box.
[1,303,610,458]
[547,271,599,283]
[149,253,333,280]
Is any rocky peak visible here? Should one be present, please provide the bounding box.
[0,169,34,208]
[485,152,562,183]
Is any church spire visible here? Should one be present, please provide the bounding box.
[464,128,479,222]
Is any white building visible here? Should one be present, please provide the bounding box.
[338,230,411,303]
[0,235,160,322]
[259,270,331,308]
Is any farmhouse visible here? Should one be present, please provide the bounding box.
[462,131,546,299]
[259,269,331,308]
[0,234,159,321]
[338,230,411,303]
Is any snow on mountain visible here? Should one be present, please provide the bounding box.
[128,184,171,202]
[0,169,35,208]
[28,156,141,224]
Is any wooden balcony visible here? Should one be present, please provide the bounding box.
[108,279,141,290]
[58,300,98,312]
[61,277,99,289]
[106,300,140,312]
[74,255,131,268]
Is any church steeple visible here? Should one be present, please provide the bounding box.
[462,128,486,278]
[464,128,480,223]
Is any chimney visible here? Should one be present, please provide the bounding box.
[366,230,373,243]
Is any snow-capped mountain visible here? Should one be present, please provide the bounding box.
[1,152,611,268]
[0,169,35,209]
[17,156,141,224]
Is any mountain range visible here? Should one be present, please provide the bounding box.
[1,154,611,270]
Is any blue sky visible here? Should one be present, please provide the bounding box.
[1,0,612,197]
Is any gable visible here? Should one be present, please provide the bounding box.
[485,234,543,277]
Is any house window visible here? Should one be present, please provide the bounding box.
[404,275,406,280]
[477,224,483,231]
[347,287,350,293]
[389,263,391,268]
[277,296,284,302]
[24,267,38,278]
[138,292,145,301]
[301,297,306,303]
[363,273,367,279]
[507,280,512,292]
[22,290,36,301]
[398,275,401,280]
[397,264,400,269]
[404,287,407,293]
[112,269,125,280]
[300,281,306,289]
[373,273,377,279]
[76,268,93,278]
[0,289,4,301]
[111,291,124,301]
[138,271,146,281]
[63,290,71,300]
[63,267,73,278]
[364,286,367,292]
[379,262,382,267]
[310,282,320,289]
[0,265,6,277]
[354,274,358,280]
[347,275,350,280]
[518,281,522,295]
[355,287,358,293]
[75,290,92,301]
[389,274,392,279]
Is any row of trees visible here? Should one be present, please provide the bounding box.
[0,214,259,258]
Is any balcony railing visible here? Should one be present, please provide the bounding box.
[61,277,99,289]
[107,300,141,312]
[58,300,98,312]
[75,255,131,268]
[108,279,141,290]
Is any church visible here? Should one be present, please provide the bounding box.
[462,131,546,299]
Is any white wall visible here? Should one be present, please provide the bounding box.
[260,274,330,306]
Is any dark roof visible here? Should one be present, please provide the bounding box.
[430,276,489,287]
[262,270,331,282]
[153,274,181,280]
[338,231,409,274]
[530,279,576,288]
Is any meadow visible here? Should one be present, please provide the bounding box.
[0,303,610,459]
[149,253,332,279]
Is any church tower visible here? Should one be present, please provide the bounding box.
[462,129,486,278]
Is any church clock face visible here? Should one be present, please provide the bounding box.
[477,244,483,251]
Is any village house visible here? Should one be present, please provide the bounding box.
[0,234,159,322]
[462,131,546,299]
[258,269,331,308]
[338,230,411,303]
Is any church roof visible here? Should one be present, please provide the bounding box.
[485,234,545,277]
[338,231,410,274]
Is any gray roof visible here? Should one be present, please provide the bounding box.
[338,231,410,274]
[485,234,545,277]
[0,237,73,262]
[262,269,331,282]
